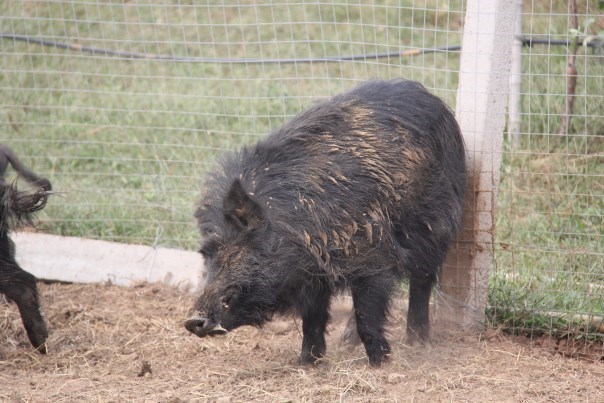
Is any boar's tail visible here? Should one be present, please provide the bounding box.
[0,181,50,232]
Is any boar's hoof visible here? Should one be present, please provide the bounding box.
[28,333,47,354]
[30,329,48,354]
[366,342,391,368]
[35,342,48,354]
[297,352,320,367]
[406,326,430,346]
[184,318,227,338]
[24,319,48,354]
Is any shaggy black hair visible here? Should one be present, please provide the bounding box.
[186,80,466,367]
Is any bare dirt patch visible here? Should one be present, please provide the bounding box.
[1,282,603,402]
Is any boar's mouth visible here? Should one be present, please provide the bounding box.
[184,316,228,338]
[207,324,228,336]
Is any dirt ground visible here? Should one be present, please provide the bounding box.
[1,282,603,402]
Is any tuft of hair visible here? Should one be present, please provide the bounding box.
[0,180,51,233]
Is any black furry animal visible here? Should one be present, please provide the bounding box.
[185,80,466,367]
[0,145,51,353]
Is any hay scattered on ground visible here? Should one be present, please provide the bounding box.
[1,282,603,402]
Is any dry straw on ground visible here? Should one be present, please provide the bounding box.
[1,282,603,402]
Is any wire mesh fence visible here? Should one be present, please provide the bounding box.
[491,0,603,344]
[1,0,465,250]
[1,0,602,343]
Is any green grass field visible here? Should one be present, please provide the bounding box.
[489,1,604,337]
[1,0,602,337]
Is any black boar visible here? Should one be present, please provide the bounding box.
[0,145,52,353]
[185,80,466,367]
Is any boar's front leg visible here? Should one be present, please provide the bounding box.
[351,275,393,367]
[298,285,332,365]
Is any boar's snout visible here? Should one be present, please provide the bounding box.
[185,316,228,338]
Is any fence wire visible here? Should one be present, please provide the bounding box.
[1,0,465,250]
[491,0,603,345]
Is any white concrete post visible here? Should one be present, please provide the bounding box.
[436,0,515,331]
[508,0,524,146]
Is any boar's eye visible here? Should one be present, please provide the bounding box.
[221,286,239,310]
[199,240,218,258]
[221,295,231,310]
[199,247,209,258]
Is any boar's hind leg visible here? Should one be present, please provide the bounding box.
[341,313,362,345]
[406,273,436,345]
[0,261,48,353]
[351,276,393,367]
[298,286,331,365]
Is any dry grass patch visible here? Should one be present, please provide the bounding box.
[1,282,602,402]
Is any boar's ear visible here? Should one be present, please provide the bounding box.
[223,179,265,230]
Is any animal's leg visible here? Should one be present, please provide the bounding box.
[342,313,362,345]
[0,257,48,353]
[351,275,393,367]
[406,273,436,345]
[298,286,331,365]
